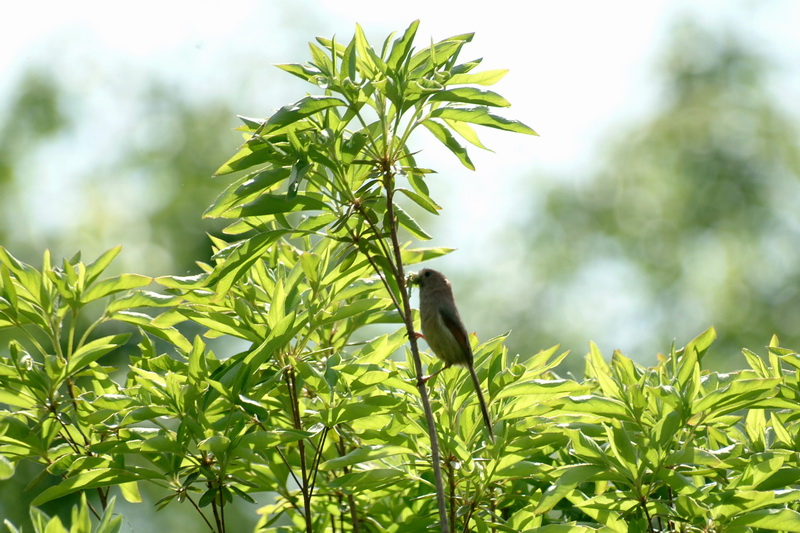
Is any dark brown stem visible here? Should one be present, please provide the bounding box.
[186,493,217,531]
[639,495,655,533]
[337,438,361,532]
[86,494,102,520]
[348,229,403,313]
[211,484,222,532]
[461,500,478,533]
[447,457,456,533]
[96,487,108,514]
[285,367,314,533]
[219,486,226,533]
[383,172,450,533]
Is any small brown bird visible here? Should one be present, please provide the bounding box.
[410,268,494,441]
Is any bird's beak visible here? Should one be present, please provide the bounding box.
[407,272,421,286]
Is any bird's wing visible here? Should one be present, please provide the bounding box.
[439,306,472,360]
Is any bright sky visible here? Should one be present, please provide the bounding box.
[5,1,797,218]
[2,1,670,224]
[3,1,799,355]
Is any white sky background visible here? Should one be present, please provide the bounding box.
[2,0,800,358]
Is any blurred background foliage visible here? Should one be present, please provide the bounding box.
[0,66,236,278]
[465,18,800,371]
[2,5,800,531]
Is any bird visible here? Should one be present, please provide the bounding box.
[410,268,494,441]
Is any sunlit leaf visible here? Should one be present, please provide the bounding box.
[68,333,131,374]
[31,468,162,506]
[224,193,329,218]
[421,119,474,170]
[260,96,345,136]
[320,445,414,471]
[82,274,151,303]
[447,69,508,86]
[430,105,537,135]
[430,87,510,107]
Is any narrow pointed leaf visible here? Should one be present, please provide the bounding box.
[68,333,131,374]
[82,274,152,303]
[430,87,510,107]
[430,106,537,135]
[261,96,345,136]
[421,119,474,170]
[448,69,508,86]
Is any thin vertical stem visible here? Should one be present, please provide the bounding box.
[383,170,450,533]
[447,457,456,533]
[285,367,313,533]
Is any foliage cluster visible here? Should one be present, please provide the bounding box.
[3,21,800,533]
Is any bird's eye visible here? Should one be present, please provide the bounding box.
[424,271,431,277]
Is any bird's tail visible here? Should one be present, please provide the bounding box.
[468,364,495,442]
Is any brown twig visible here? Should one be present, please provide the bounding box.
[382,165,450,533]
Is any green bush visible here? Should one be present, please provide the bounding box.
[2,21,800,533]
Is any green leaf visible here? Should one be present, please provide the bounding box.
[31,467,162,506]
[320,445,413,471]
[198,436,231,454]
[495,379,588,402]
[181,309,260,342]
[606,424,638,478]
[92,394,137,410]
[105,291,179,314]
[728,508,800,531]
[112,312,193,352]
[558,395,630,418]
[693,378,781,417]
[239,428,316,449]
[213,140,272,176]
[535,464,606,514]
[685,326,717,359]
[261,96,345,136]
[665,446,730,468]
[653,409,682,448]
[204,167,291,218]
[154,274,206,291]
[494,460,550,479]
[95,496,123,533]
[82,274,151,303]
[401,247,454,265]
[327,468,407,494]
[225,193,328,218]
[409,33,473,75]
[205,231,286,296]
[394,204,431,240]
[140,435,181,453]
[443,118,492,150]
[338,35,358,83]
[0,388,37,408]
[353,23,386,76]
[430,105,537,135]
[83,246,122,286]
[68,333,131,374]
[275,63,322,83]
[319,298,387,326]
[243,312,299,367]
[0,263,17,313]
[0,247,44,306]
[448,69,508,86]
[396,187,441,214]
[421,119,474,170]
[0,454,14,480]
[430,87,511,107]
[386,20,419,69]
